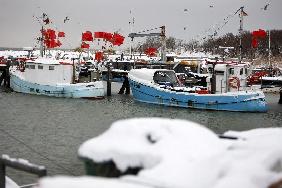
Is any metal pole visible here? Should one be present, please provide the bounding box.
[239,7,244,63]
[160,26,166,63]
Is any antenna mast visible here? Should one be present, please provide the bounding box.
[40,13,45,57]
[129,10,134,59]
[239,6,244,62]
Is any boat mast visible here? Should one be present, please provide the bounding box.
[39,13,46,57]
[129,10,134,60]
[160,26,166,63]
[239,6,244,63]
[268,30,271,67]
[40,25,44,57]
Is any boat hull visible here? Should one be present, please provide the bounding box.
[129,80,267,112]
[10,74,105,99]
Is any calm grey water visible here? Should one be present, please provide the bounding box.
[0,83,281,185]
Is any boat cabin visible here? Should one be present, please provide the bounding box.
[23,59,74,85]
[207,63,249,93]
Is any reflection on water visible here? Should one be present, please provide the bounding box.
[0,86,281,185]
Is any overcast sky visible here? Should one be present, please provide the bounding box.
[0,0,281,49]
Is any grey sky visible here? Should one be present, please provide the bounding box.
[0,0,281,49]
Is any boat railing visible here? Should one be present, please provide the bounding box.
[0,154,47,188]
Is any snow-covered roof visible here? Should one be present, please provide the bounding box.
[128,68,175,85]
[77,118,282,188]
[26,57,60,65]
[262,76,282,81]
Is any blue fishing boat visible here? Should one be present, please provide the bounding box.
[128,68,267,112]
[9,57,105,99]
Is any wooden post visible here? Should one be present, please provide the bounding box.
[279,89,282,104]
[0,161,5,188]
[72,58,76,84]
[211,60,217,94]
[107,63,111,96]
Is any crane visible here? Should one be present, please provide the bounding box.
[128,26,166,62]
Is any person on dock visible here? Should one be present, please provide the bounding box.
[118,74,130,95]
[0,60,10,87]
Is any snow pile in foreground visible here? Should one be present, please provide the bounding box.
[5,177,20,188]
[39,118,282,188]
[35,176,151,188]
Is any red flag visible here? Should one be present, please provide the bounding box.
[94,32,105,38]
[95,52,103,61]
[252,29,267,39]
[58,32,65,37]
[252,38,258,48]
[45,39,57,48]
[258,29,267,38]
[56,40,62,47]
[81,42,90,49]
[82,31,93,41]
[43,29,56,40]
[145,47,157,56]
[111,33,124,46]
[103,32,113,41]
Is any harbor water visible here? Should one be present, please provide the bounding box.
[0,82,281,186]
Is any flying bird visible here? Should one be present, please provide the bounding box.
[64,16,70,23]
[262,3,270,10]
[209,5,214,8]
[184,9,188,12]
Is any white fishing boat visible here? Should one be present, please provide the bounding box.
[9,57,105,99]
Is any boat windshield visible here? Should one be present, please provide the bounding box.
[153,71,180,87]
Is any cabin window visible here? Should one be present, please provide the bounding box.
[30,65,35,69]
[153,71,179,87]
[245,68,248,75]
[240,68,244,75]
[215,71,224,75]
[229,68,234,75]
[25,65,29,69]
[38,65,43,70]
[49,66,55,70]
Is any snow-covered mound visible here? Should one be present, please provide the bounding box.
[78,118,282,188]
[35,176,152,188]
